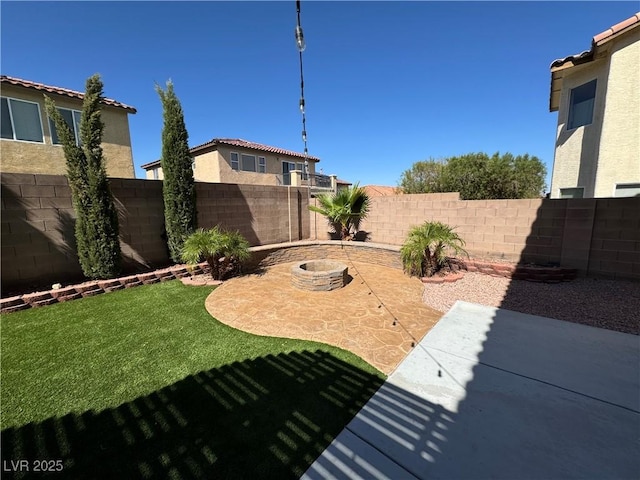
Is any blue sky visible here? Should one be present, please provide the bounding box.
[1,1,637,189]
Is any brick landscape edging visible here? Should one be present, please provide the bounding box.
[0,263,210,315]
[0,241,578,314]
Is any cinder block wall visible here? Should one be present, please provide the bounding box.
[310,193,638,280]
[1,174,310,292]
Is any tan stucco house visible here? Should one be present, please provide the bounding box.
[142,137,341,192]
[548,13,640,199]
[1,75,137,178]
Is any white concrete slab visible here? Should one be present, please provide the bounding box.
[303,301,640,479]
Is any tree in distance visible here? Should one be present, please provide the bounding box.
[398,152,547,199]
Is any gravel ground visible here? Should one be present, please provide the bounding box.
[423,272,639,335]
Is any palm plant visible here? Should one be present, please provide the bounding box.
[401,221,468,277]
[181,227,250,280]
[309,183,370,240]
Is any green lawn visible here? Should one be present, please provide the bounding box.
[1,280,385,479]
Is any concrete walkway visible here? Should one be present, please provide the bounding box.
[205,261,442,374]
[303,301,640,479]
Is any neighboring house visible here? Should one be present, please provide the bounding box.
[142,137,341,192]
[0,75,137,178]
[548,13,640,198]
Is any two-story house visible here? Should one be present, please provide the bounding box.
[142,137,339,192]
[548,13,640,198]
[1,75,137,178]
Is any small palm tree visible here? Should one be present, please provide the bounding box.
[401,221,468,277]
[309,183,370,240]
[181,227,250,280]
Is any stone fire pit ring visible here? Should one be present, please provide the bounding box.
[291,260,348,291]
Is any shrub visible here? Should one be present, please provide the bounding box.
[401,221,468,277]
[181,227,250,280]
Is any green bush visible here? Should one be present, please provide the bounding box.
[401,221,468,277]
[181,227,250,280]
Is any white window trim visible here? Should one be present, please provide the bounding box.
[1,96,45,144]
[258,156,266,173]
[49,107,82,146]
[230,152,239,171]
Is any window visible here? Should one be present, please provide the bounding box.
[152,168,159,180]
[49,108,82,146]
[568,80,596,129]
[559,187,584,199]
[1,97,44,142]
[241,154,256,172]
[231,152,239,171]
[614,183,640,198]
[258,156,266,173]
[296,162,308,180]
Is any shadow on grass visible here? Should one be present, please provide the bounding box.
[1,350,384,480]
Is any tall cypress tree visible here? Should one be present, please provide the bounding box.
[156,80,197,262]
[44,74,121,279]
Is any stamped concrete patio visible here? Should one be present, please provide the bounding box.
[205,260,443,374]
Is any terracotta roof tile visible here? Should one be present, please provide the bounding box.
[549,12,640,112]
[0,75,137,113]
[550,12,640,69]
[191,138,320,161]
[593,12,640,45]
[141,138,320,169]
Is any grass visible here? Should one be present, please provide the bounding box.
[1,280,385,479]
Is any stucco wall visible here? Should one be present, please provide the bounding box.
[595,31,640,197]
[145,146,318,186]
[550,61,606,198]
[550,29,640,198]
[0,85,135,178]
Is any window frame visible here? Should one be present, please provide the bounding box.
[559,187,585,199]
[0,96,45,143]
[49,107,82,146]
[240,153,257,172]
[152,168,159,180]
[230,152,239,171]
[567,79,597,130]
[258,156,266,173]
[613,183,640,198]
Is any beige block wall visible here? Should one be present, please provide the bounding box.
[594,31,640,197]
[327,192,639,279]
[0,85,135,178]
[1,173,311,291]
[550,60,606,198]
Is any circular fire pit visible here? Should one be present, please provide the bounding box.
[291,260,348,291]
